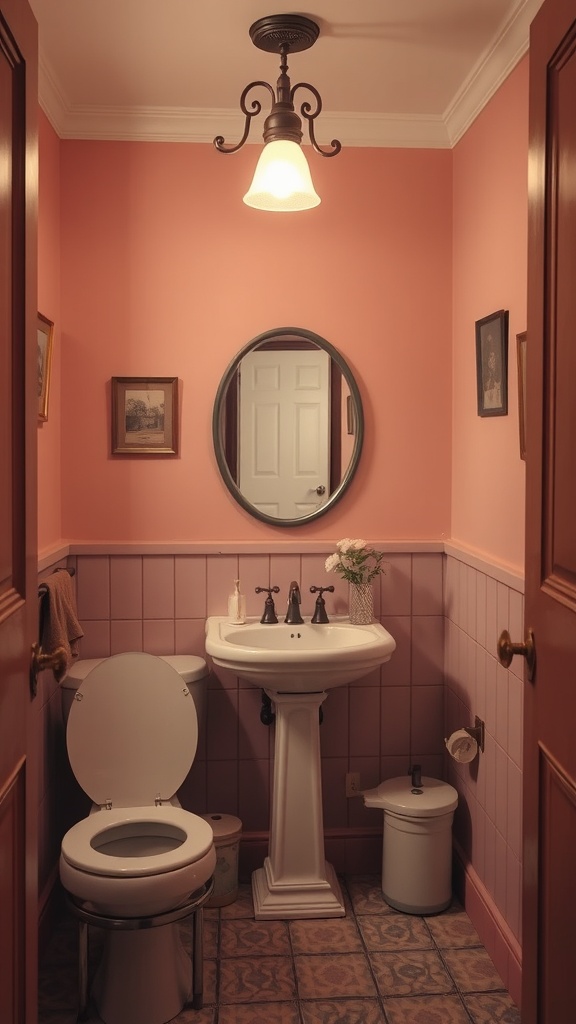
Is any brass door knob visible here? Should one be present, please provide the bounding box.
[30,642,67,696]
[497,628,536,682]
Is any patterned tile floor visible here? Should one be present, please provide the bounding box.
[38,876,521,1024]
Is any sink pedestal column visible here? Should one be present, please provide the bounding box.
[252,690,345,919]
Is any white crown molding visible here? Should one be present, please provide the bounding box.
[38,0,540,150]
[40,97,452,149]
[444,0,541,145]
[316,112,451,149]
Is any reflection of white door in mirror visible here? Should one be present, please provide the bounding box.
[212,327,364,526]
[239,348,330,518]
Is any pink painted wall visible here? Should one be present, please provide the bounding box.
[51,142,452,547]
[451,58,528,574]
[37,112,62,552]
[38,59,529,564]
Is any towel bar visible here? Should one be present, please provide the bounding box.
[38,565,75,600]
[33,567,78,695]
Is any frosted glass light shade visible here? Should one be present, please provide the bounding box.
[243,140,320,211]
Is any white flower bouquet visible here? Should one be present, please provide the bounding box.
[325,539,386,585]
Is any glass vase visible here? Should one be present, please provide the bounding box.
[348,582,374,624]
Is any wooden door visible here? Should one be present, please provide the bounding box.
[239,348,330,518]
[523,1,576,1021]
[0,2,38,1022]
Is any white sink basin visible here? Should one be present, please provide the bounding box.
[205,616,396,692]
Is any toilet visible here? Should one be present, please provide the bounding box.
[59,652,217,1024]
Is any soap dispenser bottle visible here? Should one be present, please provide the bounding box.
[228,579,246,624]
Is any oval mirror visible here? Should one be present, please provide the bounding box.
[212,327,364,526]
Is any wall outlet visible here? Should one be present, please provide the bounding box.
[346,772,361,798]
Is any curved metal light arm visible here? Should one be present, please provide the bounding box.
[214,81,275,153]
[292,82,341,157]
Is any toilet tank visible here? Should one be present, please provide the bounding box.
[60,654,209,729]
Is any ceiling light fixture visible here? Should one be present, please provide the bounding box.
[214,14,341,212]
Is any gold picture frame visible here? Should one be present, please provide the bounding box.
[516,331,527,460]
[111,377,179,455]
[37,313,54,421]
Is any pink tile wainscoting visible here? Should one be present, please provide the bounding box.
[71,550,447,847]
[444,552,523,1006]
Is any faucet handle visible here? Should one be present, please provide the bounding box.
[310,585,334,624]
[255,586,280,624]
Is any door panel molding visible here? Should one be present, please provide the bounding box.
[541,23,576,595]
[0,760,25,1024]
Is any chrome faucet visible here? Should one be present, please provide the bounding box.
[285,581,304,625]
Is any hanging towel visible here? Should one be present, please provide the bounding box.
[40,570,84,681]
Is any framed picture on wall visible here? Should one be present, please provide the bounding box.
[111,377,179,455]
[516,331,527,460]
[37,312,54,421]
[475,309,509,417]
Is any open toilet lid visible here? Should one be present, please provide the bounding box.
[66,652,198,807]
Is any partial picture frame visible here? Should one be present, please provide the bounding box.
[111,376,179,455]
[346,393,355,435]
[516,331,527,460]
[475,309,509,417]
[37,313,54,421]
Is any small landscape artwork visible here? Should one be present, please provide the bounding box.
[124,388,165,445]
[111,376,178,454]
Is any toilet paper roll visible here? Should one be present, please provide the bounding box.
[445,728,478,764]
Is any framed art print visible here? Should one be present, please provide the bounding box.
[516,330,527,459]
[111,377,179,454]
[37,313,54,421]
[475,309,509,417]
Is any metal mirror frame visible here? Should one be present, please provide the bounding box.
[212,327,364,527]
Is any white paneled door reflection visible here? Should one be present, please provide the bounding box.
[239,348,330,518]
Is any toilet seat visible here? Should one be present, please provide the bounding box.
[66,652,198,808]
[61,806,214,878]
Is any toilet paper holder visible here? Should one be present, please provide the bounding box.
[463,716,485,753]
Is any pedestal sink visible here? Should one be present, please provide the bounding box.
[205,616,396,919]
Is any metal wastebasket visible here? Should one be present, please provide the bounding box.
[364,775,458,914]
[201,814,242,908]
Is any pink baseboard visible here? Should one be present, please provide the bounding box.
[453,843,522,1009]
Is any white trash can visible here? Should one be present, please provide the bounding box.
[364,775,458,914]
[201,814,242,908]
